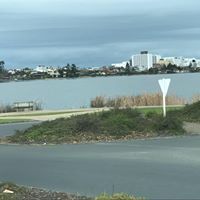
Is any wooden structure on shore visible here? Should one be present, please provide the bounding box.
[13,101,37,112]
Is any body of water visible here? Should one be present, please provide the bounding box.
[0,136,200,199]
[0,73,199,109]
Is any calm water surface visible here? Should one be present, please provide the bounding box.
[0,136,200,199]
[0,73,199,109]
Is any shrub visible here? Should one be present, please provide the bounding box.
[153,115,184,135]
[181,101,200,122]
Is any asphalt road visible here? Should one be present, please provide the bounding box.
[0,121,41,137]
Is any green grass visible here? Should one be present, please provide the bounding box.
[1,110,87,118]
[0,119,31,124]
[138,106,183,115]
[8,108,185,144]
[0,106,182,118]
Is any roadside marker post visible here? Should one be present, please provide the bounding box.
[158,78,171,117]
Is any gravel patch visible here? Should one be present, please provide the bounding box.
[183,122,200,135]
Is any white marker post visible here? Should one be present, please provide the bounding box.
[158,78,171,117]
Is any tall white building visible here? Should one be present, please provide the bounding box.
[131,51,155,70]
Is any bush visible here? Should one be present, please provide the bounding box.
[153,115,184,135]
[166,101,200,122]
[181,101,200,122]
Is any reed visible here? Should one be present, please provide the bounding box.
[90,93,186,108]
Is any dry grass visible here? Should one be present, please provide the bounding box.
[91,93,186,108]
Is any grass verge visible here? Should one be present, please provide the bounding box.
[138,106,183,115]
[0,110,89,118]
[0,119,32,124]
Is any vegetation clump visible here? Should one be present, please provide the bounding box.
[8,108,185,144]
[168,101,200,122]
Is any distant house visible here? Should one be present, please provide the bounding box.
[13,101,38,112]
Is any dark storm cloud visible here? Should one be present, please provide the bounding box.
[1,0,200,67]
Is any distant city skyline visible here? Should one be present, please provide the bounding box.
[1,0,200,68]
[111,50,200,71]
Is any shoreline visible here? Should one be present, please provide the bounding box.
[1,71,200,84]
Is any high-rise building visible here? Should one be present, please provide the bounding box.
[131,51,154,70]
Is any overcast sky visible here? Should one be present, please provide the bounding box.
[1,0,200,68]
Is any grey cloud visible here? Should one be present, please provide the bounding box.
[1,0,200,16]
[1,13,200,47]
[1,0,200,67]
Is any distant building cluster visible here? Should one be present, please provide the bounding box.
[1,50,200,81]
[8,65,62,79]
[111,51,200,71]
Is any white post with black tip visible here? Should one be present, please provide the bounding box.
[158,78,171,117]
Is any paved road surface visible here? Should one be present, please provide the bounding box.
[0,121,41,137]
